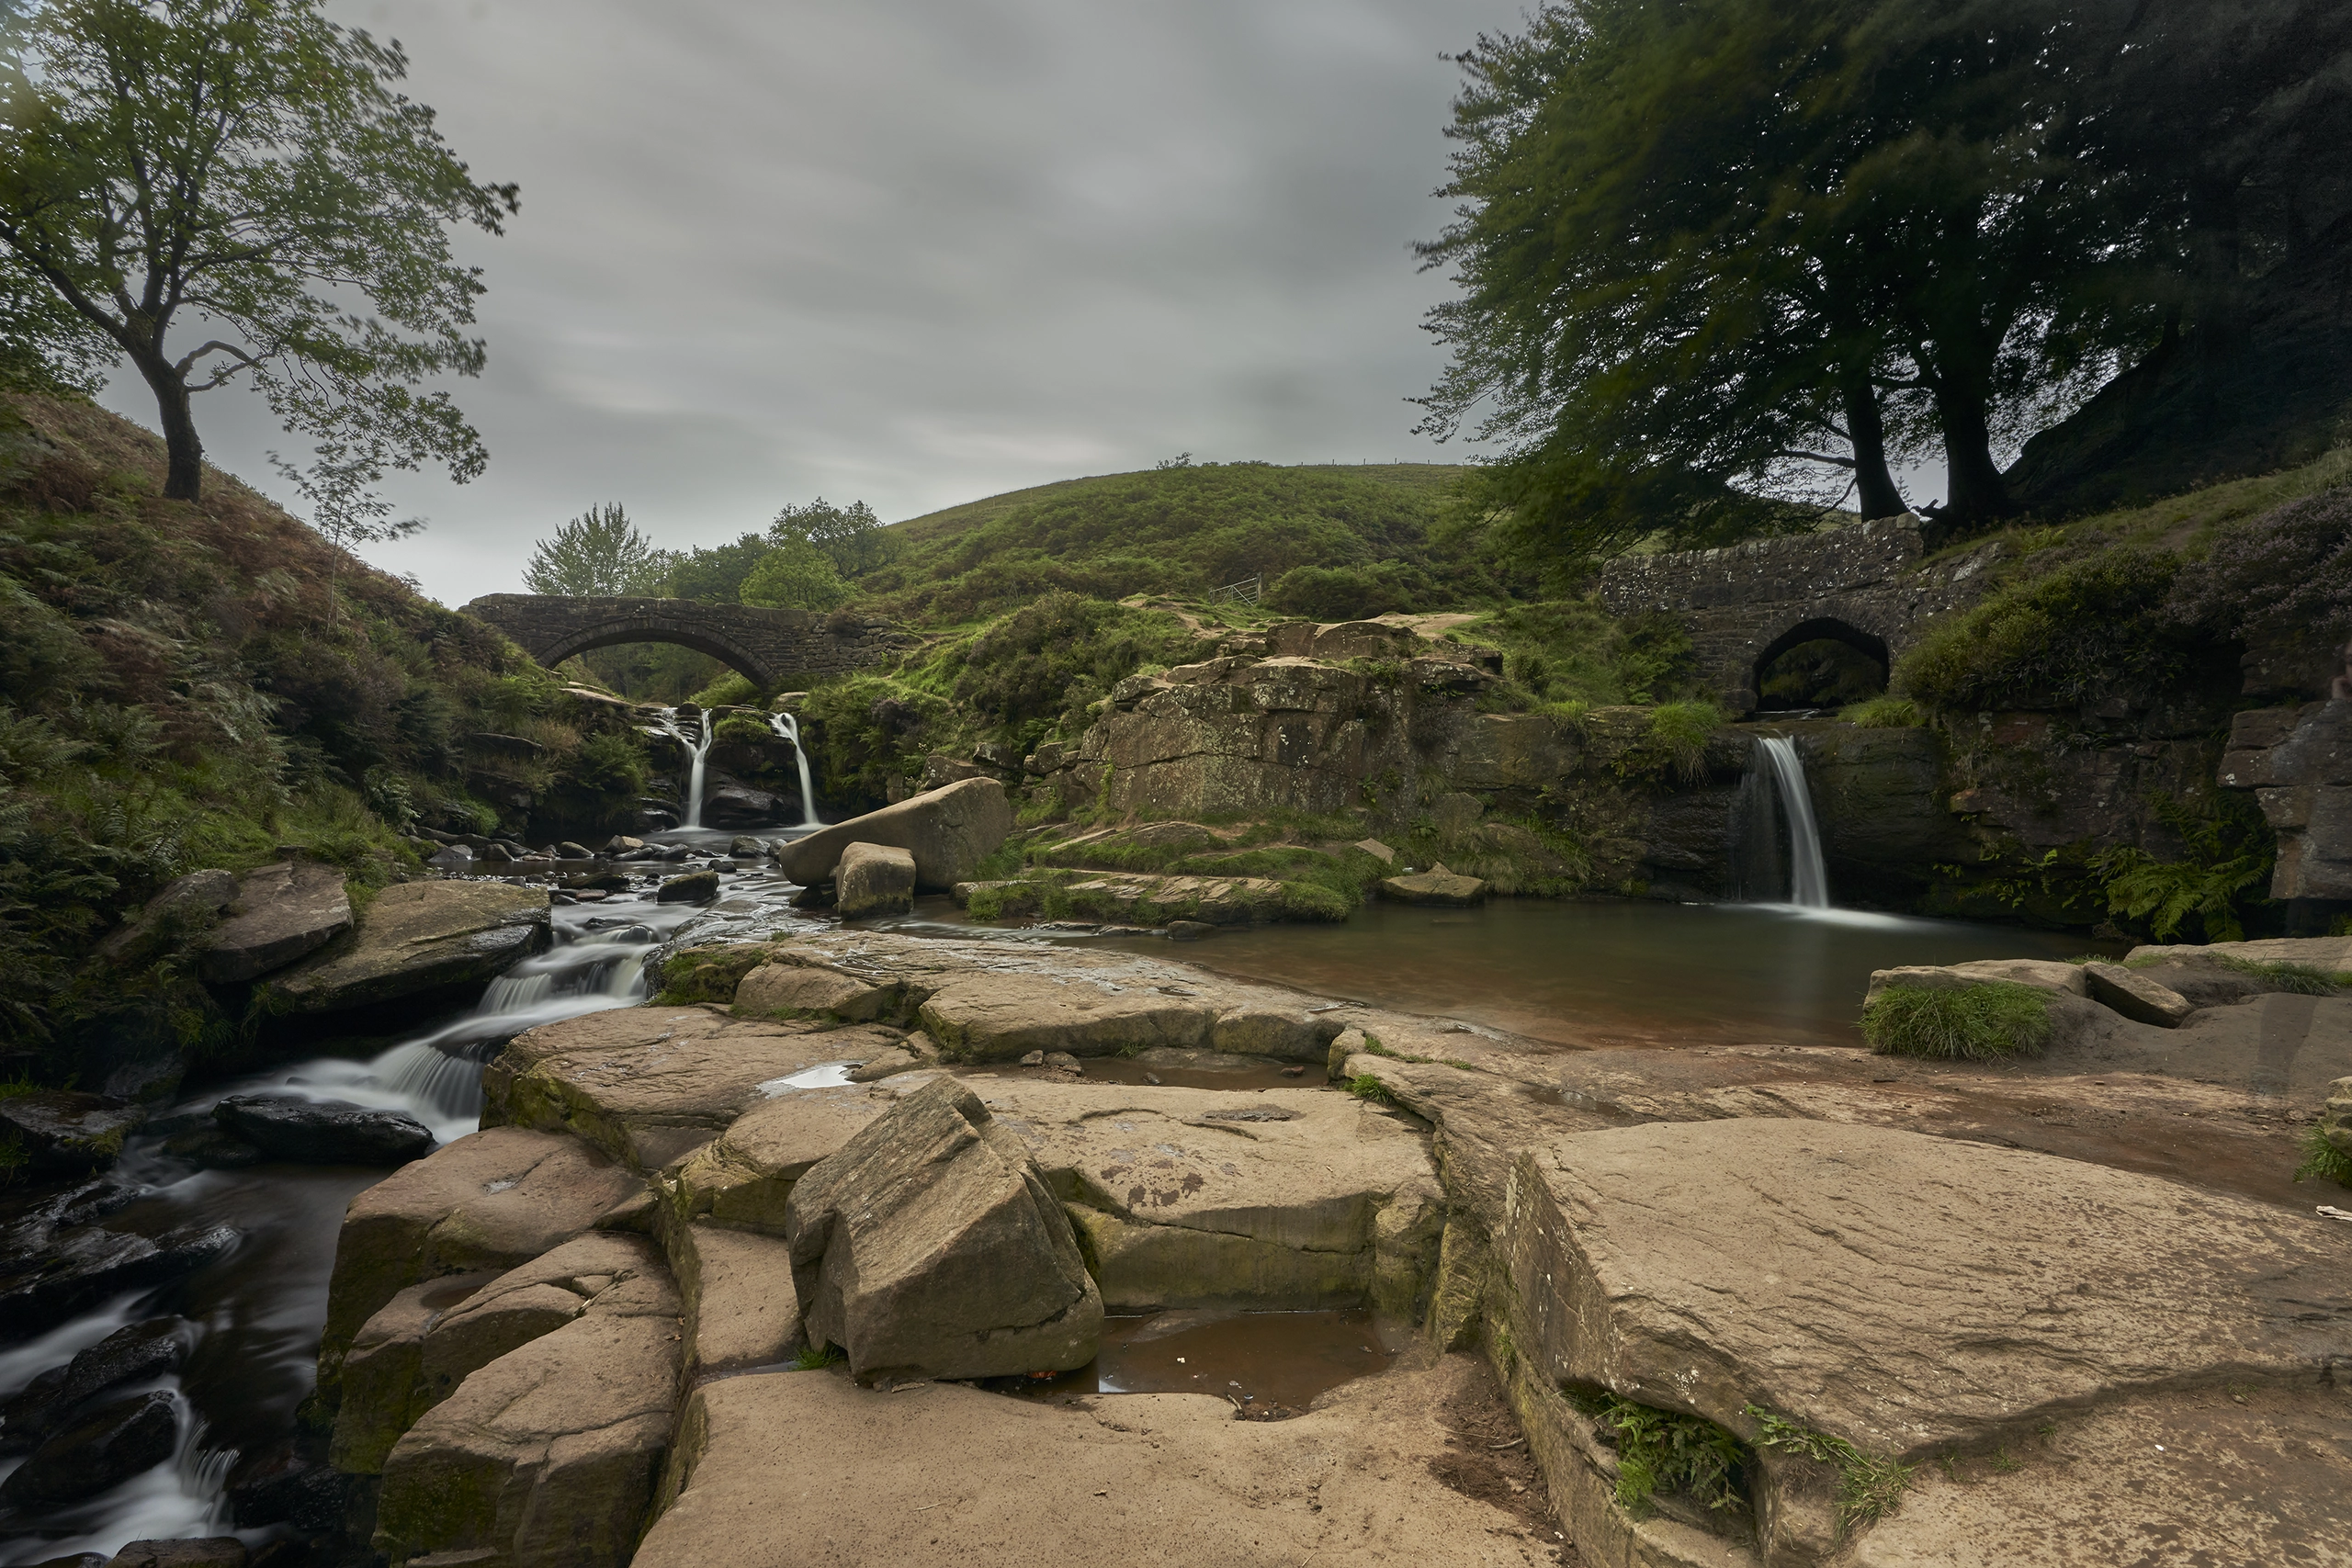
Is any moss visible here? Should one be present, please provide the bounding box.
[1895,546,2202,710]
[652,943,773,1005]
[1745,1404,1913,1533]
[1568,1390,1749,1520]
[1860,982,2052,1060]
[792,1340,845,1371]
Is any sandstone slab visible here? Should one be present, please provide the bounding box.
[785,1077,1102,1380]
[320,1126,640,1386]
[94,867,237,963]
[1498,1117,2352,1563]
[918,973,1216,1062]
[259,881,550,1015]
[834,840,915,918]
[775,776,1012,889]
[661,1079,897,1233]
[673,1221,802,1376]
[199,861,350,984]
[2080,960,2194,1026]
[635,1356,1550,1568]
[486,1006,911,1172]
[1379,865,1487,906]
[1864,958,2089,1000]
[730,958,908,1023]
[332,1270,500,1473]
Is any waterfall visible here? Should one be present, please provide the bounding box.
[1735,734,1831,908]
[647,706,715,829]
[770,711,825,829]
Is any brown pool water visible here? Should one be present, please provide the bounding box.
[998,1309,1405,1415]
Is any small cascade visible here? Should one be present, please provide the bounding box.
[647,706,716,829]
[769,711,825,829]
[1732,734,1832,908]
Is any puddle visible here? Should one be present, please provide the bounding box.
[992,1309,1401,1416]
[758,1061,858,1094]
[967,1056,1310,1092]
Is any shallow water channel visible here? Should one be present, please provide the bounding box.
[0,868,2099,1561]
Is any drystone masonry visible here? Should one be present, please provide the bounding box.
[1598,517,2002,713]
[463,595,905,689]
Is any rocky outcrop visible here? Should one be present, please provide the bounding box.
[918,973,1216,1062]
[211,1095,435,1165]
[258,882,551,1016]
[0,1089,141,1174]
[775,777,1012,889]
[2220,700,2352,899]
[834,840,914,918]
[1378,864,1487,906]
[199,860,350,983]
[2079,961,2194,1026]
[671,1221,802,1377]
[94,867,237,963]
[662,1080,892,1233]
[784,1077,1102,1381]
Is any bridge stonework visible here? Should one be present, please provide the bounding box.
[462,594,906,689]
[1598,518,2000,713]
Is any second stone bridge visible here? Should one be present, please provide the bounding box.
[463,594,904,689]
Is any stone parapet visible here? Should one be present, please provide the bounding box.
[462,594,904,689]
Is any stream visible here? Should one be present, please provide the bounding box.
[0,845,2115,1562]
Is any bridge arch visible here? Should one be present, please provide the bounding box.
[461,593,902,692]
[535,616,776,687]
[1752,616,1890,710]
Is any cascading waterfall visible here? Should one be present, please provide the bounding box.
[1732,734,1832,908]
[647,706,716,829]
[768,711,825,829]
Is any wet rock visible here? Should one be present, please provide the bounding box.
[703,783,788,828]
[834,840,915,919]
[211,1095,435,1166]
[918,973,1216,1062]
[785,1077,1102,1380]
[557,840,594,859]
[258,881,551,1017]
[103,1541,246,1568]
[158,1125,262,1169]
[662,1081,896,1232]
[775,777,1012,890]
[1376,864,1487,907]
[731,959,906,1023]
[227,1441,347,1531]
[0,1317,187,1455]
[2081,962,2196,1026]
[604,835,645,854]
[0,1390,178,1510]
[1492,1117,2352,1562]
[981,1078,1442,1314]
[726,834,763,858]
[424,844,473,874]
[0,1090,142,1175]
[94,868,238,963]
[487,1005,911,1172]
[656,869,722,904]
[1866,957,2092,999]
[319,1126,641,1389]
[330,1271,500,1473]
[198,861,351,983]
[1164,919,1216,940]
[0,1222,235,1342]
[374,1258,684,1568]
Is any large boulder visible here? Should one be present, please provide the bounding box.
[332,1270,500,1473]
[0,1220,235,1342]
[94,867,237,963]
[0,1089,142,1175]
[834,840,915,918]
[374,1266,682,1568]
[211,1095,435,1166]
[2080,961,2195,1026]
[673,1221,803,1377]
[1377,864,1487,907]
[198,861,350,984]
[917,973,1216,1062]
[319,1126,641,1390]
[662,1078,899,1233]
[783,1077,1102,1381]
[258,881,551,1016]
[775,777,1012,890]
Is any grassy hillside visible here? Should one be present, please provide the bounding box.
[863,460,1500,625]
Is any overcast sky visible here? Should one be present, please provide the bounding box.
[96,0,1532,607]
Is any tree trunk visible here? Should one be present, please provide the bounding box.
[131,352,204,501]
[1841,375,1907,520]
[1932,373,2012,525]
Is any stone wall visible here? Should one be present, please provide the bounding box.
[463,594,904,689]
[1598,518,2002,713]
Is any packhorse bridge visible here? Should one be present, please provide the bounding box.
[463,594,905,689]
[1598,516,1997,715]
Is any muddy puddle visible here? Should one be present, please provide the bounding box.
[992,1309,1407,1416]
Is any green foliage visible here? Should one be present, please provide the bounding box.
[2166,485,2352,650]
[1841,695,1922,728]
[1611,702,1722,784]
[2292,1126,2352,1189]
[1570,1390,1747,1519]
[0,0,519,500]
[770,498,894,580]
[1466,602,1695,708]
[2210,954,2347,996]
[1897,549,2202,710]
[739,537,850,611]
[2088,794,2274,942]
[1745,1405,1913,1533]
[797,675,956,805]
[524,504,664,596]
[1758,639,1884,708]
[1346,1074,1396,1104]
[939,592,1195,750]
[864,463,1503,624]
[791,1340,845,1371]
[1861,982,2052,1061]
[660,533,771,604]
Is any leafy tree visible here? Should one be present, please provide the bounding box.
[662,533,769,604]
[770,497,893,578]
[0,0,516,500]
[523,503,665,596]
[738,536,849,611]
[269,431,424,621]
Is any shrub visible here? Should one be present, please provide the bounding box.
[2167,486,2352,649]
[2088,794,2274,942]
[1860,982,2052,1060]
[1264,562,1427,619]
[739,537,851,611]
[944,592,1193,750]
[1897,548,2201,710]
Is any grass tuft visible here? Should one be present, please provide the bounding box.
[1860,981,2052,1060]
[792,1340,845,1371]
[2292,1125,2352,1189]
[2212,953,2346,995]
[1839,695,1922,728]
[1346,1074,1396,1104]
[1747,1404,1913,1533]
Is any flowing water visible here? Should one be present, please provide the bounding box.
[767,712,826,829]
[1741,733,1832,909]
[646,707,717,829]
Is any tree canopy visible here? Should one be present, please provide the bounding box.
[522,503,663,596]
[0,0,516,500]
[1418,0,2352,555]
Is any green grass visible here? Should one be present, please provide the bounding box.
[2292,1126,2352,1189]
[792,1340,845,1371]
[1570,1391,1748,1519]
[1860,982,2053,1060]
[1840,695,1922,728]
[1746,1404,1914,1533]
[1346,1074,1396,1104]
[2212,954,2348,995]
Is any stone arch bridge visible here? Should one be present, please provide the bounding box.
[462,594,905,689]
[1597,518,1997,714]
